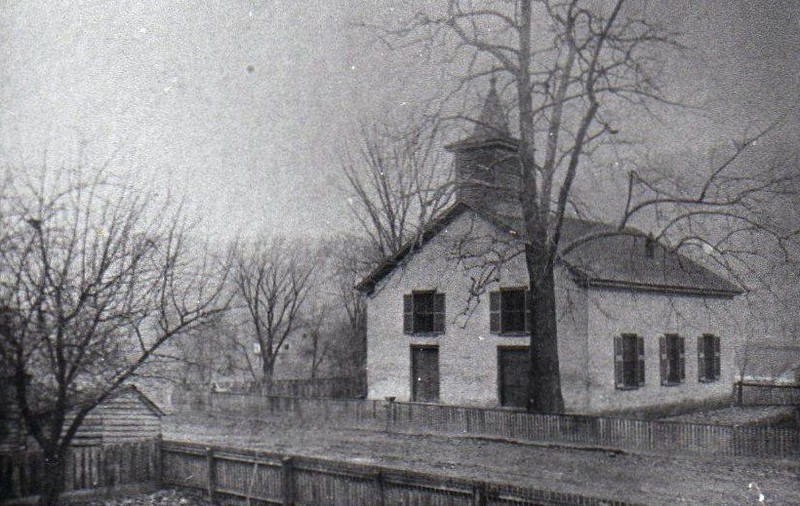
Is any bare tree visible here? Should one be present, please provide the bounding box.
[0,167,230,505]
[340,117,451,391]
[363,1,799,413]
[145,312,258,388]
[343,117,454,263]
[318,235,369,391]
[231,238,316,389]
[298,302,331,379]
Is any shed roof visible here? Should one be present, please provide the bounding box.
[107,385,165,417]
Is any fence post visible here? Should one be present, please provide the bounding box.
[155,435,163,487]
[281,456,295,506]
[205,447,215,502]
[384,397,395,433]
[375,470,385,506]
[732,426,743,457]
[472,483,488,506]
[64,447,74,491]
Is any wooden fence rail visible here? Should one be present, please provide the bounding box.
[386,402,800,459]
[0,440,159,500]
[160,439,647,506]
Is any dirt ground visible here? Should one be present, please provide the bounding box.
[663,406,797,426]
[74,488,215,506]
[164,413,800,506]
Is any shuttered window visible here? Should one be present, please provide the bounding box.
[403,291,446,335]
[659,334,685,386]
[698,334,721,382]
[614,334,645,389]
[489,288,531,335]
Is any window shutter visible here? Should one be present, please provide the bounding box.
[614,336,624,389]
[637,335,646,387]
[697,335,706,382]
[433,293,446,334]
[679,336,686,382]
[659,335,667,385]
[524,290,532,333]
[489,292,501,334]
[713,335,721,380]
[403,294,413,334]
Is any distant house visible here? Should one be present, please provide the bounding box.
[356,85,744,414]
[0,385,163,452]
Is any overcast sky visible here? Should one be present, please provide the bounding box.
[2,0,799,242]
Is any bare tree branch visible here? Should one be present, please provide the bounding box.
[0,165,231,505]
[231,237,316,389]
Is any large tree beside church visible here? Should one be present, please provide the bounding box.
[357,0,797,413]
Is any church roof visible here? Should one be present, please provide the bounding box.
[358,83,743,298]
[355,201,743,298]
[541,217,742,296]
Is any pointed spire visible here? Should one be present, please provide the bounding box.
[473,77,510,139]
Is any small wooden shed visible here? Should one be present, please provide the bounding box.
[1,385,163,451]
[72,385,164,446]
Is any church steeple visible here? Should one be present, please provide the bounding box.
[472,77,510,139]
[445,80,519,215]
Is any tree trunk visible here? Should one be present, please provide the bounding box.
[39,446,67,506]
[260,357,275,394]
[526,252,565,414]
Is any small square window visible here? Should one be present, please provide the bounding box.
[403,291,445,335]
[489,289,530,335]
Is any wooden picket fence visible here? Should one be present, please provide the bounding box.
[188,392,800,459]
[160,439,647,506]
[206,391,386,427]
[0,440,159,501]
[175,376,366,401]
[260,377,367,398]
[171,390,387,429]
[386,402,800,458]
[734,381,800,406]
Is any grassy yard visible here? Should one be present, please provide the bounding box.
[663,405,798,427]
[164,413,800,506]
